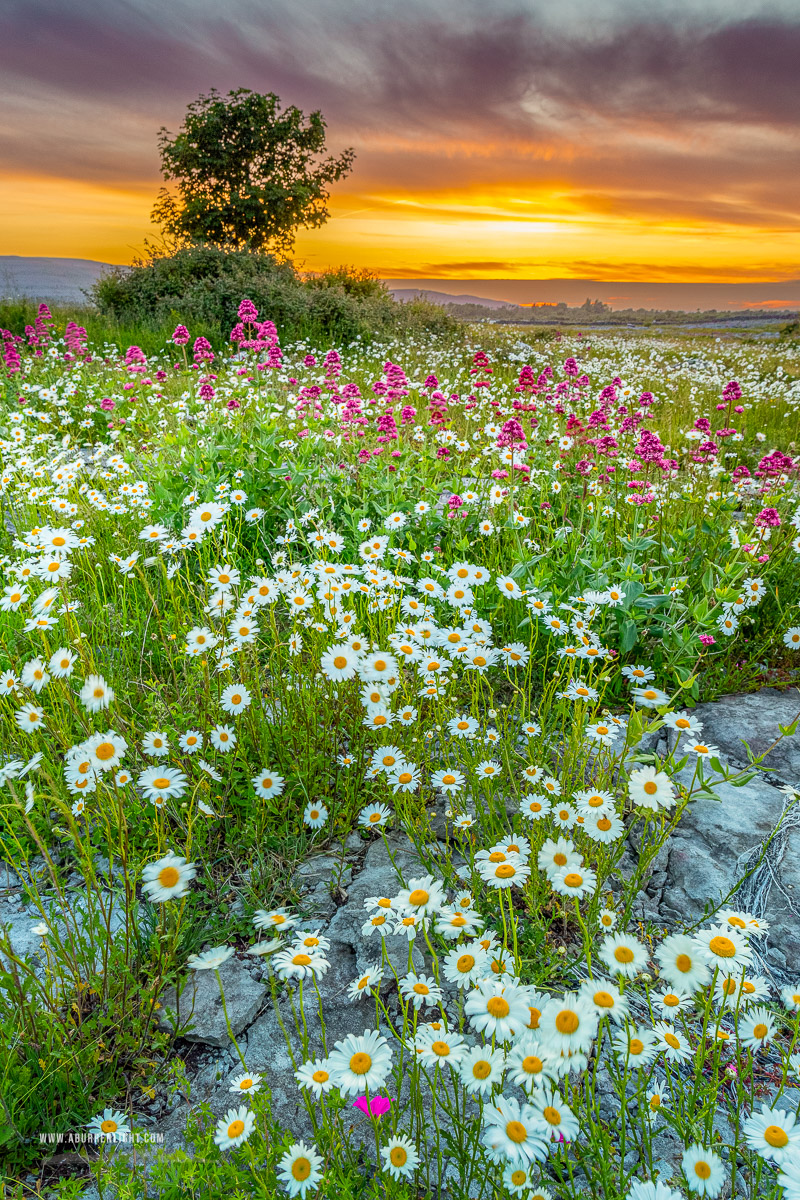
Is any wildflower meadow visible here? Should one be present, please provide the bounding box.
[1,302,800,1200]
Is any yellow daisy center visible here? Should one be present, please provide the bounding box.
[349,1052,372,1074]
[555,1010,579,1034]
[292,1158,311,1180]
[487,996,510,1018]
[764,1125,788,1148]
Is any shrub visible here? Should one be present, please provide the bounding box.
[90,246,463,345]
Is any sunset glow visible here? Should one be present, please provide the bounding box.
[0,0,798,283]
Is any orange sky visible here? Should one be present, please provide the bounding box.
[0,0,798,281]
[2,173,798,282]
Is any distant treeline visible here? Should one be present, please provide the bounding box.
[437,299,799,328]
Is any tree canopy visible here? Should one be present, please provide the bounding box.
[152,88,355,256]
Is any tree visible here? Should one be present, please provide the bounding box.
[152,88,355,256]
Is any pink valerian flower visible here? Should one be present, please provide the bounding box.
[226,399,240,410]
[324,349,342,378]
[436,447,451,459]
[634,430,666,464]
[470,351,491,375]
[497,418,526,449]
[754,507,781,528]
[2,342,21,374]
[193,337,214,363]
[238,298,258,323]
[598,384,617,405]
[755,451,795,478]
[100,397,115,412]
[352,1095,392,1118]
[699,635,716,646]
[515,364,536,393]
[172,325,190,345]
[376,411,399,440]
[199,384,215,401]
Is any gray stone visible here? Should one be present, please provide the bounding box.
[292,853,353,921]
[644,767,800,971]
[183,937,379,1143]
[674,687,800,782]
[326,835,426,976]
[158,955,268,1047]
[0,898,45,964]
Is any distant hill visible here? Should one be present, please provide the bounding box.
[0,256,112,303]
[389,288,520,310]
[1,258,797,315]
[383,278,800,313]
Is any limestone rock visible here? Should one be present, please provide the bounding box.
[645,768,800,972]
[292,853,353,921]
[158,955,267,1047]
[0,898,45,965]
[672,687,800,781]
[326,834,425,975]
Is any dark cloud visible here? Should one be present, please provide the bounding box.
[0,0,798,252]
[2,3,799,135]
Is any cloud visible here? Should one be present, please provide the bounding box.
[0,0,798,271]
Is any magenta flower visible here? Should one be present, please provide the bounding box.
[754,507,781,528]
[352,1095,391,1118]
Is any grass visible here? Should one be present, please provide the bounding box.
[0,307,799,1198]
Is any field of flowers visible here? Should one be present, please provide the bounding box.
[1,303,800,1199]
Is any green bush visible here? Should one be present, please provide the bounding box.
[90,245,462,345]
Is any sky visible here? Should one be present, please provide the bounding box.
[1,0,799,285]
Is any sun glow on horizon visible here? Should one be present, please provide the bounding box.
[1,173,798,284]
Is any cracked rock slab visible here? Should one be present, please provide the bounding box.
[158,956,267,1048]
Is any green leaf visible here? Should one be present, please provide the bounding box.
[619,617,638,652]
